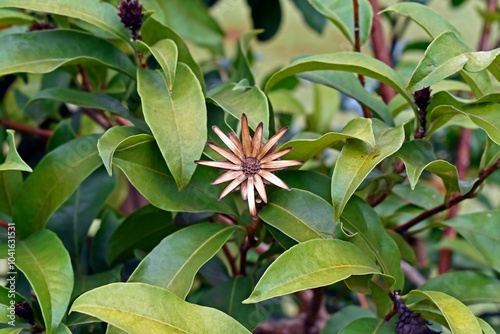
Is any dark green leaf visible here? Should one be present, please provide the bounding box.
[276,170,331,202]
[338,317,395,334]
[72,266,123,302]
[0,171,22,217]
[47,119,77,152]
[322,306,375,334]
[0,9,34,25]
[291,0,326,34]
[90,209,120,273]
[247,0,281,41]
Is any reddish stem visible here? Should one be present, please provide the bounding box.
[222,244,238,277]
[0,119,52,138]
[368,0,396,103]
[353,0,372,118]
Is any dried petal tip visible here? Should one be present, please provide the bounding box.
[28,20,56,31]
[393,291,441,334]
[412,87,432,111]
[118,0,144,41]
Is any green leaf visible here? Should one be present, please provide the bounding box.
[383,3,467,46]
[248,0,281,41]
[209,82,269,139]
[392,183,443,210]
[0,30,135,78]
[27,88,148,131]
[106,205,180,265]
[98,126,152,176]
[113,140,238,215]
[339,196,403,289]
[198,277,263,331]
[407,290,482,333]
[129,223,238,299]
[332,122,405,221]
[13,135,102,239]
[338,317,395,334]
[90,209,120,273]
[478,318,496,334]
[140,0,224,53]
[309,0,373,46]
[386,229,416,266]
[413,271,500,305]
[0,130,31,172]
[138,65,206,190]
[71,283,251,333]
[141,17,205,94]
[231,30,262,85]
[0,171,22,216]
[138,39,178,90]
[297,70,394,125]
[427,91,500,145]
[408,32,495,95]
[0,286,27,324]
[291,0,326,34]
[279,117,375,162]
[276,170,331,202]
[0,9,33,26]
[0,329,23,334]
[0,0,131,42]
[264,53,415,110]
[17,230,73,334]
[259,189,335,242]
[243,239,382,303]
[72,266,123,302]
[47,119,77,152]
[322,306,374,334]
[442,210,500,273]
[46,167,115,259]
[394,140,460,195]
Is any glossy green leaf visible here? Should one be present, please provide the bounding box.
[332,123,405,221]
[407,290,482,333]
[309,0,372,46]
[13,135,102,239]
[322,306,375,334]
[90,209,120,273]
[70,283,251,333]
[392,183,443,210]
[408,32,496,95]
[297,71,394,125]
[395,140,460,195]
[267,89,306,115]
[139,39,177,90]
[243,239,382,303]
[0,171,22,216]
[72,266,123,302]
[98,126,152,176]
[27,88,148,131]
[113,140,238,214]
[209,82,269,139]
[0,0,131,42]
[138,65,206,190]
[248,0,281,41]
[140,0,224,53]
[17,230,73,334]
[386,229,417,266]
[443,210,500,273]
[427,91,500,145]
[291,0,326,34]
[106,205,181,265]
[0,9,34,25]
[0,30,135,78]
[265,53,415,110]
[338,317,395,334]
[414,271,500,305]
[47,119,77,152]
[478,318,496,334]
[0,329,22,334]
[276,170,331,202]
[198,277,263,331]
[339,196,403,289]
[0,130,31,172]
[141,17,205,93]
[46,167,115,259]
[259,189,334,242]
[279,117,375,162]
[231,30,262,85]
[129,223,238,299]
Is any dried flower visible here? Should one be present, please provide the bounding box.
[118,0,144,41]
[195,114,303,217]
[28,20,56,31]
[413,87,432,139]
[15,301,35,327]
[393,290,440,334]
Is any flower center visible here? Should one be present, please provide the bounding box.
[242,158,260,175]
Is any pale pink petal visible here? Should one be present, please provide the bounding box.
[241,114,252,157]
[218,173,248,200]
[256,126,289,160]
[247,176,256,217]
[258,170,291,190]
[260,147,293,163]
[206,142,242,164]
[241,179,248,200]
[212,126,245,160]
[211,170,243,185]
[253,174,267,203]
[195,160,242,171]
[261,160,304,169]
[251,123,263,158]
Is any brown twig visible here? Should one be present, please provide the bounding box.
[368,0,396,103]
[304,287,327,334]
[222,244,238,276]
[393,159,500,233]
[239,215,261,275]
[78,66,113,129]
[353,0,372,118]
[0,119,52,138]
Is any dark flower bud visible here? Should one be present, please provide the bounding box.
[393,290,440,334]
[15,301,35,326]
[28,20,56,32]
[118,0,144,41]
[412,87,432,112]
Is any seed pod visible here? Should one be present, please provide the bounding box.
[393,290,440,334]
[118,0,144,41]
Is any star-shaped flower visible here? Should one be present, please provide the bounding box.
[195,114,304,217]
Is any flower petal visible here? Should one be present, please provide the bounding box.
[261,160,304,169]
[241,113,252,157]
[253,174,267,203]
[247,176,256,217]
[206,142,242,164]
[256,126,289,160]
[211,170,243,185]
[241,179,248,200]
[212,125,245,160]
[258,170,291,190]
[195,160,242,171]
[218,173,248,200]
[251,122,264,158]
[260,147,293,163]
